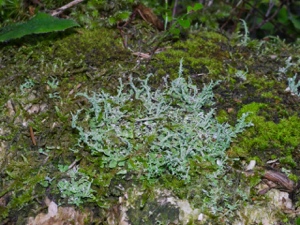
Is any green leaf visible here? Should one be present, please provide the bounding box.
[117,170,127,175]
[178,19,191,29]
[0,12,79,42]
[278,7,288,24]
[108,17,116,25]
[290,14,300,30]
[109,160,117,168]
[170,27,180,36]
[187,3,203,13]
[118,11,130,20]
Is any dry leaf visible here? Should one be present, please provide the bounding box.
[134,3,164,31]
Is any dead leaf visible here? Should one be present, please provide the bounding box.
[134,3,164,31]
[132,52,151,59]
[29,6,35,16]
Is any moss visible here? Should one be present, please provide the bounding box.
[152,31,228,79]
[238,102,268,117]
[232,102,300,167]
[216,109,229,123]
[159,175,188,199]
[0,162,47,220]
[279,155,297,167]
[127,196,180,225]
[261,91,277,99]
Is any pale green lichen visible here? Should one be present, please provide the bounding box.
[57,165,96,206]
[286,74,300,97]
[71,61,252,181]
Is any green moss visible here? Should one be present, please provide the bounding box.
[280,155,297,167]
[233,102,300,166]
[127,198,179,225]
[288,173,298,182]
[261,91,276,99]
[0,163,47,220]
[152,31,228,79]
[238,102,267,116]
[216,109,229,123]
[54,28,129,67]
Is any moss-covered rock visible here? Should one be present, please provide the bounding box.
[0,18,300,224]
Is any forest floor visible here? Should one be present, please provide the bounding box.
[0,19,300,224]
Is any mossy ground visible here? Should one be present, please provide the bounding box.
[0,20,300,224]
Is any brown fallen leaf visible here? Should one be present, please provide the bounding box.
[132,52,151,59]
[29,6,35,16]
[134,3,164,31]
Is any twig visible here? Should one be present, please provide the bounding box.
[249,1,284,32]
[29,126,37,146]
[51,0,84,16]
[237,167,296,194]
[262,169,295,193]
[172,0,179,19]
[68,158,82,170]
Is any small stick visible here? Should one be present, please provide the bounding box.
[29,126,37,146]
[68,158,82,170]
[51,0,84,16]
[262,170,295,192]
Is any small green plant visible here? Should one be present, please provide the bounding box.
[39,176,54,188]
[0,0,28,24]
[70,0,134,29]
[167,3,203,37]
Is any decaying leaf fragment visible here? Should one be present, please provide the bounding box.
[133,3,164,31]
[259,169,296,194]
[27,197,90,225]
